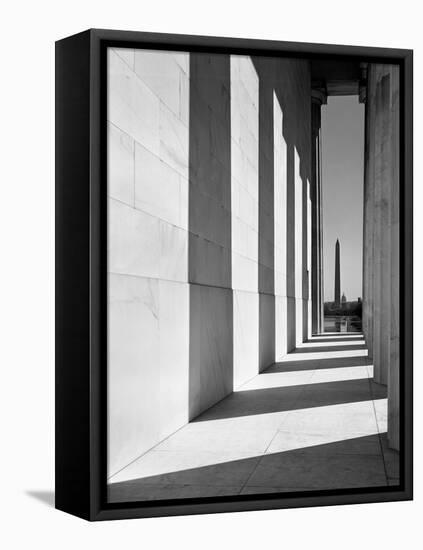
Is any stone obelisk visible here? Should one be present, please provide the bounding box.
[334,239,340,308]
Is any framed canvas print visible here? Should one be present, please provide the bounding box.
[55,29,413,521]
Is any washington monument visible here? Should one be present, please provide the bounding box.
[334,239,340,308]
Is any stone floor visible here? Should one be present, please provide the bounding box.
[108,334,400,502]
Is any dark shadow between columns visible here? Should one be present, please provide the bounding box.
[188,53,233,420]
[108,433,392,502]
[254,61,276,372]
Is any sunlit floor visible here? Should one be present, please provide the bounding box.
[108,334,400,502]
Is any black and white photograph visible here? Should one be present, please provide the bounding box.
[105,45,403,503]
[3,0,421,543]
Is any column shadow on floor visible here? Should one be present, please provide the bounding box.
[193,376,385,422]
[309,336,364,343]
[291,344,367,354]
[108,346,396,504]
[108,434,396,503]
[263,354,368,373]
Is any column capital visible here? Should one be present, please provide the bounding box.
[359,63,368,104]
[311,86,327,106]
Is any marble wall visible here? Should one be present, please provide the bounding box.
[108,48,190,476]
[108,49,313,475]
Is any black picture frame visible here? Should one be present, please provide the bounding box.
[55,28,413,521]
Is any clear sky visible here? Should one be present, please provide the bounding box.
[321,96,364,302]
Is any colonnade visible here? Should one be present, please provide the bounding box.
[107,49,401,477]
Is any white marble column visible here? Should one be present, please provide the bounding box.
[311,89,326,335]
[294,147,304,347]
[379,73,393,384]
[372,70,384,383]
[371,66,393,386]
[257,67,276,371]
[231,56,259,388]
[388,65,400,451]
[274,91,288,359]
[362,63,400,450]
[362,67,374,357]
